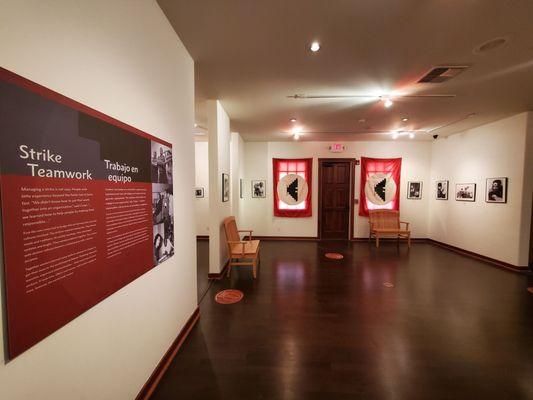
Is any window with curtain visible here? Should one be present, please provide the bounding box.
[358,157,402,216]
[273,158,312,217]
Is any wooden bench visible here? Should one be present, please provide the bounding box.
[368,210,411,248]
[223,216,260,278]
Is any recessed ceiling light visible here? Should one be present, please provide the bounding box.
[310,41,320,52]
[402,117,409,122]
[291,126,302,134]
[358,118,367,123]
[473,36,510,54]
[290,117,297,123]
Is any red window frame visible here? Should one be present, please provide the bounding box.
[273,158,312,217]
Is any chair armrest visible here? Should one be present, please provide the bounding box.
[399,221,410,230]
[227,240,247,255]
[238,229,253,240]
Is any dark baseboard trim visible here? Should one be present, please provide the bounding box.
[196,235,209,240]
[252,235,318,241]
[136,307,200,400]
[427,239,527,273]
[207,259,229,280]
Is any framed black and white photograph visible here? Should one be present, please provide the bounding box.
[486,177,508,203]
[455,183,476,202]
[252,179,266,198]
[195,187,204,198]
[436,180,449,200]
[222,173,230,202]
[240,178,244,199]
[152,183,174,266]
[407,181,422,199]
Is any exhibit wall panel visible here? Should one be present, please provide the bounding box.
[429,112,529,266]
[195,141,210,236]
[0,1,196,399]
[242,141,432,238]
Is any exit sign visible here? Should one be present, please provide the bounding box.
[329,143,345,153]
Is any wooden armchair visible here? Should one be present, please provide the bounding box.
[223,216,260,278]
[368,210,411,248]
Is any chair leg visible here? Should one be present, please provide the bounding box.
[408,233,411,248]
[226,261,231,278]
[252,258,257,279]
[376,234,380,248]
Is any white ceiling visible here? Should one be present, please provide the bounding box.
[158,0,533,141]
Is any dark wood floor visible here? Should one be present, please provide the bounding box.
[153,241,533,400]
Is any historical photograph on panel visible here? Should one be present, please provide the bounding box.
[152,183,174,265]
[153,222,174,265]
[222,173,230,202]
[407,181,422,199]
[486,177,507,203]
[151,141,172,184]
[436,180,449,200]
[195,187,204,198]
[455,183,476,202]
[252,179,266,198]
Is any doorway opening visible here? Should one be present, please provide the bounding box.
[318,159,356,240]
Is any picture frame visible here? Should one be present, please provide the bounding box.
[455,183,476,202]
[407,181,422,199]
[251,179,266,198]
[195,187,204,198]
[222,173,230,202]
[485,177,508,203]
[436,180,449,200]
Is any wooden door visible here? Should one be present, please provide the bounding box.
[319,160,353,239]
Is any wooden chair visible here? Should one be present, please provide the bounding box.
[223,216,260,278]
[368,210,411,248]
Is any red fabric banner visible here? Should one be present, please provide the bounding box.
[359,157,402,217]
[273,158,312,217]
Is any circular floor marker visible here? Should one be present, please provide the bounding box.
[325,252,344,260]
[383,282,395,288]
[215,289,244,304]
[528,287,533,294]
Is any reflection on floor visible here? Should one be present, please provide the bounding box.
[197,239,210,302]
[154,241,533,400]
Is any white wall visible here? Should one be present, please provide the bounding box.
[0,1,197,399]
[207,100,232,273]
[429,112,532,266]
[519,114,533,266]
[230,132,246,226]
[194,141,209,236]
[242,141,432,239]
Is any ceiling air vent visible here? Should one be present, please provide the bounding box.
[417,66,469,83]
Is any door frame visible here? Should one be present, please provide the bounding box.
[317,158,357,240]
